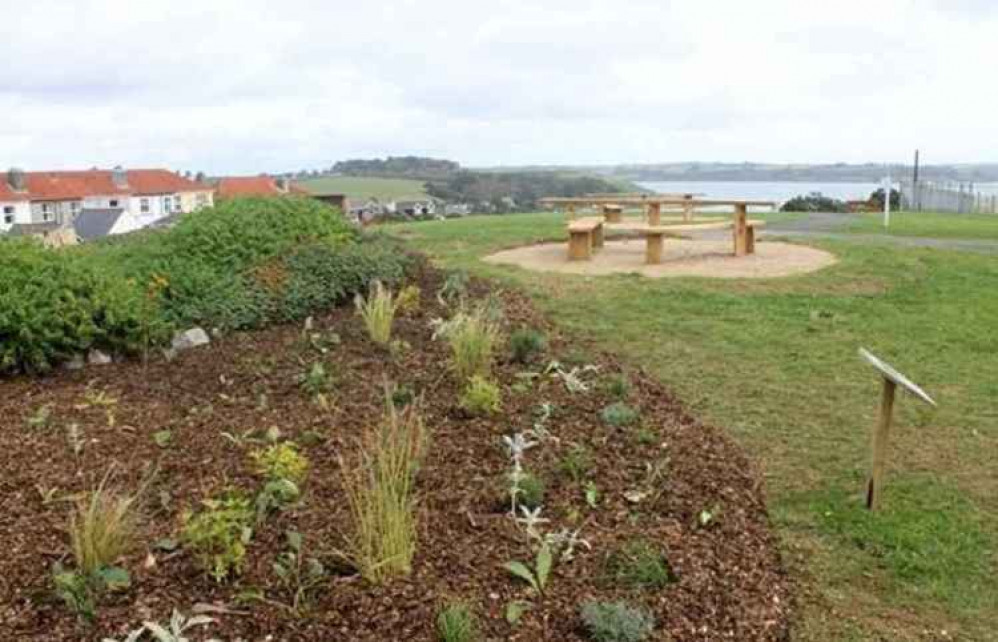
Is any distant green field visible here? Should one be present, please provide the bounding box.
[298,176,428,201]
[847,211,998,240]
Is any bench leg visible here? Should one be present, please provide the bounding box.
[568,232,591,260]
[746,225,755,255]
[593,225,604,249]
[645,234,664,264]
[733,203,749,256]
[605,209,622,223]
[682,197,693,222]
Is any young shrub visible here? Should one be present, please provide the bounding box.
[558,444,594,483]
[69,476,139,577]
[396,284,421,316]
[339,390,427,584]
[518,472,545,510]
[604,540,675,589]
[354,281,400,346]
[601,402,639,428]
[182,493,254,582]
[298,362,333,399]
[251,442,310,485]
[604,373,631,400]
[580,601,655,642]
[445,308,501,382]
[459,375,502,416]
[509,327,547,364]
[437,602,478,642]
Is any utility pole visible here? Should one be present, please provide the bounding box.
[912,149,920,211]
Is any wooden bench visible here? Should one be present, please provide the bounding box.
[640,220,765,264]
[601,204,624,223]
[567,217,604,260]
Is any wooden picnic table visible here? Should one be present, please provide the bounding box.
[543,196,776,258]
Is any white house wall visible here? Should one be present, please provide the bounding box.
[1,200,32,231]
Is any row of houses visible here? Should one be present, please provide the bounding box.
[0,168,344,245]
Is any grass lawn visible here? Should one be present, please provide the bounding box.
[298,176,428,201]
[847,210,998,240]
[391,212,998,641]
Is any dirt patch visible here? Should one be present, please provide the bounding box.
[484,239,837,279]
[0,262,791,641]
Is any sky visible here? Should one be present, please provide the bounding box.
[2,0,996,174]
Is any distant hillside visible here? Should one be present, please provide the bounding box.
[332,156,458,180]
[298,176,428,201]
[479,162,998,184]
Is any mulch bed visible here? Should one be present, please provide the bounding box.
[0,260,791,640]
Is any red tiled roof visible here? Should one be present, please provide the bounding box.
[216,176,307,198]
[0,169,210,202]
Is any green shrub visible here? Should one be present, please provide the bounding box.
[558,444,594,483]
[459,376,502,416]
[0,239,155,374]
[518,472,545,510]
[437,602,478,642]
[251,442,309,484]
[580,601,654,642]
[509,327,547,363]
[780,192,848,213]
[601,403,639,428]
[182,493,254,582]
[604,540,675,589]
[299,362,333,399]
[396,284,421,316]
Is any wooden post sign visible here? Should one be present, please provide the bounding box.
[858,348,937,510]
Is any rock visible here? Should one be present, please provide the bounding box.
[87,349,112,366]
[64,355,85,371]
[171,327,210,352]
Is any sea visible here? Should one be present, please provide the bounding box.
[637,180,998,205]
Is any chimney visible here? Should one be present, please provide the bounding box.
[112,165,128,188]
[7,167,26,191]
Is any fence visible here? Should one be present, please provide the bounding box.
[900,180,998,214]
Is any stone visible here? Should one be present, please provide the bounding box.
[171,327,210,352]
[87,349,112,366]
[64,355,85,371]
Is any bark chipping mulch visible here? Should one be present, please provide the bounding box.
[0,262,791,641]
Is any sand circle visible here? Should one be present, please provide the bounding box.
[484,238,837,279]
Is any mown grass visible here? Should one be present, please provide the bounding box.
[298,176,428,201]
[391,212,998,641]
[847,210,998,240]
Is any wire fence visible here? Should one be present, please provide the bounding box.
[901,180,998,214]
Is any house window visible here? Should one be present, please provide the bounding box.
[109,199,119,208]
[196,193,208,208]
[70,201,80,216]
[42,203,53,221]
[3,206,13,225]
[140,198,150,214]
[173,196,182,213]
[162,196,172,212]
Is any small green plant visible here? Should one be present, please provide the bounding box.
[437,270,469,305]
[558,444,593,482]
[391,384,415,408]
[182,493,254,582]
[355,280,400,346]
[338,389,427,584]
[298,362,333,400]
[272,530,326,615]
[504,542,553,594]
[255,478,303,523]
[605,540,675,589]
[604,373,631,400]
[435,307,501,382]
[251,442,309,484]
[518,472,545,510]
[26,403,53,428]
[436,602,478,642]
[70,476,139,577]
[580,601,654,642]
[52,564,96,621]
[504,600,531,626]
[633,427,656,445]
[459,375,502,416]
[509,327,546,364]
[396,284,421,316]
[601,402,639,428]
[102,609,216,642]
[584,481,600,508]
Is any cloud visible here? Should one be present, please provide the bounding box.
[0,0,995,172]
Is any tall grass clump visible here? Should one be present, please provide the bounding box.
[438,307,502,382]
[69,474,140,576]
[355,281,401,346]
[339,387,428,584]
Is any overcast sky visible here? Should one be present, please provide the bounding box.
[2,0,996,174]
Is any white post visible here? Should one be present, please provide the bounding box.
[883,174,892,229]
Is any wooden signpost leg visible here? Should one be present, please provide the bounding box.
[733,203,748,256]
[682,196,693,222]
[648,203,661,226]
[866,378,897,511]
